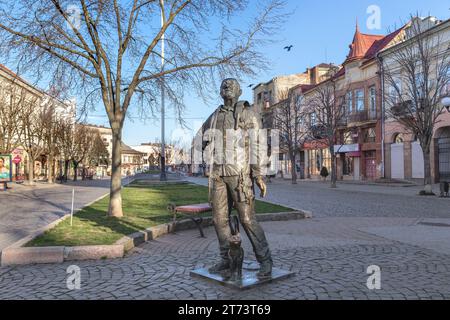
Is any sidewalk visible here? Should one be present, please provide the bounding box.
[272,176,418,187]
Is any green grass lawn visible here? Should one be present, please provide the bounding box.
[27,181,293,247]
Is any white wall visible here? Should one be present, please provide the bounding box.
[411,141,425,178]
[391,143,405,179]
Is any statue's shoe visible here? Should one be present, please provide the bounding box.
[208,259,230,274]
[257,259,273,278]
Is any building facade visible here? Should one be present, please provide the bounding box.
[121,143,145,176]
[256,64,335,178]
[0,63,76,182]
[380,17,450,183]
[84,124,113,177]
[326,24,405,181]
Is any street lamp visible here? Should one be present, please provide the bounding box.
[160,0,167,181]
[442,96,450,112]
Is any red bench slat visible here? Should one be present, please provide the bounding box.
[175,203,212,213]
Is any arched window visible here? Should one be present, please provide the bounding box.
[394,133,404,144]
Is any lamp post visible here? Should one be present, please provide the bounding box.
[442,96,450,112]
[160,0,167,181]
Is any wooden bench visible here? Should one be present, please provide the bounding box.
[168,203,212,238]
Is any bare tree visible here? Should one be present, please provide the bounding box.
[273,89,309,184]
[86,130,109,173]
[19,96,48,185]
[382,15,450,192]
[147,152,159,168]
[55,117,75,181]
[41,100,61,183]
[0,0,286,217]
[0,83,27,154]
[307,67,346,188]
[71,124,96,181]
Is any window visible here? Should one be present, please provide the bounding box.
[263,91,272,108]
[310,112,317,126]
[344,131,358,144]
[295,95,303,108]
[369,86,376,116]
[442,68,450,96]
[343,155,353,175]
[394,133,404,144]
[299,116,305,127]
[415,71,425,98]
[346,92,353,114]
[339,96,346,115]
[389,77,402,103]
[355,89,364,111]
[365,128,376,143]
[257,93,262,104]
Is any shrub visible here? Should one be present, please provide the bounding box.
[320,167,329,178]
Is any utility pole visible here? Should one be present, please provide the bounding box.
[160,0,167,181]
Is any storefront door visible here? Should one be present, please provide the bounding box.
[438,136,450,181]
[353,158,360,180]
[365,152,376,180]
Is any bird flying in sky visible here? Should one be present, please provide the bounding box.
[284,45,293,52]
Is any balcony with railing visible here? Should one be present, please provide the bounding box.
[309,124,327,139]
[390,100,418,118]
[337,116,347,127]
[347,109,378,125]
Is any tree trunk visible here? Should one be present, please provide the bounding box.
[423,149,433,193]
[63,160,69,182]
[73,162,79,181]
[27,154,35,185]
[330,150,337,188]
[290,154,297,184]
[108,125,123,217]
[47,153,54,183]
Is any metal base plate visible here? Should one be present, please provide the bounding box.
[190,261,294,290]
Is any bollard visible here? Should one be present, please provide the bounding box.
[439,181,449,197]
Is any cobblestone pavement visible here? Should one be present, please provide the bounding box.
[1,218,449,300]
[187,177,450,218]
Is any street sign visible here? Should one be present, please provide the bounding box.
[12,155,21,164]
[12,148,23,156]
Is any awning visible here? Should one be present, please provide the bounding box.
[334,144,360,153]
[303,139,329,150]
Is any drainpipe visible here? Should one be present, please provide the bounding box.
[377,53,386,179]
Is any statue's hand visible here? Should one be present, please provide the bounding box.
[255,176,267,198]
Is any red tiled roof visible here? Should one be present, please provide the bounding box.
[345,24,405,64]
[363,27,404,60]
[345,23,384,63]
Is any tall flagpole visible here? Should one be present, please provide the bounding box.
[160,0,167,181]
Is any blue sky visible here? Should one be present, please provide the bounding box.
[80,0,450,146]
